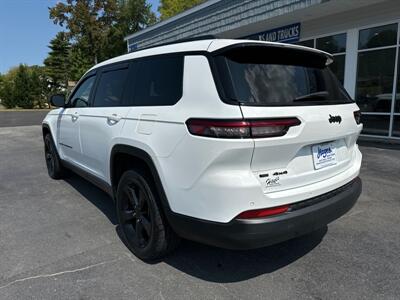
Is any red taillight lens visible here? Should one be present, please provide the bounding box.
[185,119,250,138]
[236,205,289,219]
[186,118,300,139]
[354,110,362,125]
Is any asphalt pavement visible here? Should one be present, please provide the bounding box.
[0,111,49,127]
[0,115,399,299]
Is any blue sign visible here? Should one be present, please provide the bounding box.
[128,43,138,52]
[246,23,301,43]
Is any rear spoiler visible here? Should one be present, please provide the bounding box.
[209,41,334,67]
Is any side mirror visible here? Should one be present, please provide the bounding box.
[49,94,66,108]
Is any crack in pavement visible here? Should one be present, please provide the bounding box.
[0,257,122,291]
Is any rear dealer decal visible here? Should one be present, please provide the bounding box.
[266,177,280,187]
[261,170,288,188]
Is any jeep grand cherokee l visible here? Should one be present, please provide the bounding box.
[43,38,362,260]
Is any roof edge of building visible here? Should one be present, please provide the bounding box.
[124,0,223,41]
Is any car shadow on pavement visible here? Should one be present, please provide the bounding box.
[63,174,118,225]
[163,226,327,283]
[63,173,327,283]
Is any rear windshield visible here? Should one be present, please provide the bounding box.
[213,45,353,106]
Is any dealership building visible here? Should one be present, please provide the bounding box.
[124,0,400,141]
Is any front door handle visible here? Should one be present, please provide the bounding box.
[107,114,121,125]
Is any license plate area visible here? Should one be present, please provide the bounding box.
[312,142,337,170]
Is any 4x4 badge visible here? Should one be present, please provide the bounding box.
[329,114,342,124]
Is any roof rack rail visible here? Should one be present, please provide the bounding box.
[131,35,218,52]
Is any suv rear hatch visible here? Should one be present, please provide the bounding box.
[211,43,361,193]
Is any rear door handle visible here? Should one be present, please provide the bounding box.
[71,112,79,122]
[107,114,121,125]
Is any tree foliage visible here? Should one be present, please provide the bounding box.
[49,0,155,65]
[158,0,205,20]
[68,45,93,81]
[0,65,49,109]
[44,32,71,91]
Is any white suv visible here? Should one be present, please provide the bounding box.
[43,38,363,260]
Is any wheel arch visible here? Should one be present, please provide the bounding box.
[42,123,51,140]
[110,144,171,212]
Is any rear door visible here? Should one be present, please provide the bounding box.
[78,63,131,181]
[213,44,362,193]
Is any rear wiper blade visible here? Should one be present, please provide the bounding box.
[293,91,329,102]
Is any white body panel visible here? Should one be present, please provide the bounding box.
[43,39,362,223]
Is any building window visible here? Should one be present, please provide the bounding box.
[356,48,396,112]
[297,34,347,85]
[316,33,347,85]
[358,23,398,50]
[396,58,400,113]
[356,23,399,137]
[360,114,391,136]
[295,39,314,48]
[393,116,400,137]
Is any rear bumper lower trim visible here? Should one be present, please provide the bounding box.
[166,177,362,250]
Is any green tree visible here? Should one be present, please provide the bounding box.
[44,32,71,92]
[0,68,18,108]
[103,0,157,59]
[49,0,156,66]
[49,0,116,64]
[68,45,93,81]
[14,65,34,108]
[0,65,49,109]
[29,66,50,108]
[158,0,205,20]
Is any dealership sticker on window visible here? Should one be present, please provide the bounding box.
[312,143,337,170]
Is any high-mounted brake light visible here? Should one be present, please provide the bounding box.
[236,205,289,219]
[354,110,362,125]
[186,118,300,139]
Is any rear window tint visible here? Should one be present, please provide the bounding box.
[133,56,183,106]
[213,46,352,106]
[93,68,128,107]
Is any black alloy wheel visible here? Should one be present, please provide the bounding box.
[44,134,65,179]
[44,136,55,174]
[116,170,179,261]
[119,180,153,249]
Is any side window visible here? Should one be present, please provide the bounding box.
[133,56,184,106]
[69,76,96,108]
[93,68,129,107]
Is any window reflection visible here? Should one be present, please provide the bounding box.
[392,117,400,137]
[330,55,345,85]
[356,48,396,112]
[360,115,390,136]
[295,40,314,48]
[359,24,397,50]
[316,33,346,53]
[396,59,400,113]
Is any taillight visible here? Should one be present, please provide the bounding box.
[236,205,289,219]
[186,118,300,139]
[354,110,362,125]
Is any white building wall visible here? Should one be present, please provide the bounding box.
[301,0,400,39]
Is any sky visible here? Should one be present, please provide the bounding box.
[0,0,160,74]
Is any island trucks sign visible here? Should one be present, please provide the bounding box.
[246,23,301,43]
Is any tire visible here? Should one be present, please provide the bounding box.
[44,133,66,179]
[116,169,180,261]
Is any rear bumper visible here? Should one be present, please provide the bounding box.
[167,177,362,250]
